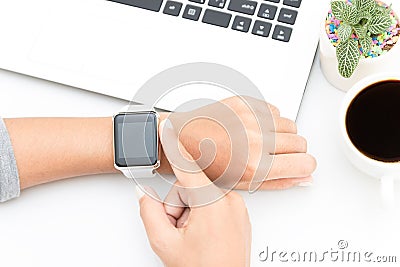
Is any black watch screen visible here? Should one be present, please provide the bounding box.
[114,112,158,168]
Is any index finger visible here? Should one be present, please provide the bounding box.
[160,119,221,190]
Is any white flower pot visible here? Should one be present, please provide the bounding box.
[319,14,400,92]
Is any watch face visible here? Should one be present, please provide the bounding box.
[114,112,158,168]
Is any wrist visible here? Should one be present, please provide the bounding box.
[90,117,119,174]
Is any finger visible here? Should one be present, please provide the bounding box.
[160,119,224,207]
[274,133,307,154]
[244,96,280,117]
[137,186,177,249]
[176,208,190,228]
[163,181,187,226]
[267,154,317,180]
[257,176,313,190]
[167,214,177,226]
[223,96,280,117]
[236,176,313,190]
[267,103,280,117]
[245,98,280,119]
[160,119,220,190]
[274,117,297,133]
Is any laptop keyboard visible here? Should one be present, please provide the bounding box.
[109,0,302,42]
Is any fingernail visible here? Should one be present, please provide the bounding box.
[135,185,145,200]
[297,181,313,187]
[160,118,173,132]
[164,118,173,129]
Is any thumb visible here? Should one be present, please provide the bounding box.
[136,186,177,250]
[160,119,224,208]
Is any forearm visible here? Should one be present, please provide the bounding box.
[4,115,173,190]
[4,117,117,189]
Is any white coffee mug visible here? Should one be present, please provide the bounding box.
[340,73,400,208]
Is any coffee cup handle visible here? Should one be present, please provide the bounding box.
[380,176,395,209]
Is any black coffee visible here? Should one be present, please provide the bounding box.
[346,80,400,162]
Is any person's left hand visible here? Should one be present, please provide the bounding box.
[157,96,316,191]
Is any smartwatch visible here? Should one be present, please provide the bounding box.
[113,105,160,178]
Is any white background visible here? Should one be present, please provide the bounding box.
[0,53,399,267]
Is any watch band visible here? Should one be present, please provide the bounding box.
[120,167,156,178]
[120,104,154,113]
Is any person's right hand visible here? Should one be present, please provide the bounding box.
[137,119,252,267]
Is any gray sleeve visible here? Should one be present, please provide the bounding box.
[0,118,20,202]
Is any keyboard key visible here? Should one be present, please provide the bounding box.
[189,0,206,4]
[283,0,302,8]
[109,0,163,12]
[277,8,298,25]
[208,0,227,9]
[183,5,202,21]
[228,0,258,15]
[163,1,183,16]
[202,9,232,28]
[232,16,252,32]
[265,0,280,2]
[272,25,292,42]
[257,4,277,20]
[252,20,272,37]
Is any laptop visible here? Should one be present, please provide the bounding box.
[0,0,327,120]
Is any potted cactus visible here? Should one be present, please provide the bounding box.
[319,0,400,91]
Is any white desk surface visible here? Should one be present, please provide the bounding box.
[0,54,399,267]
